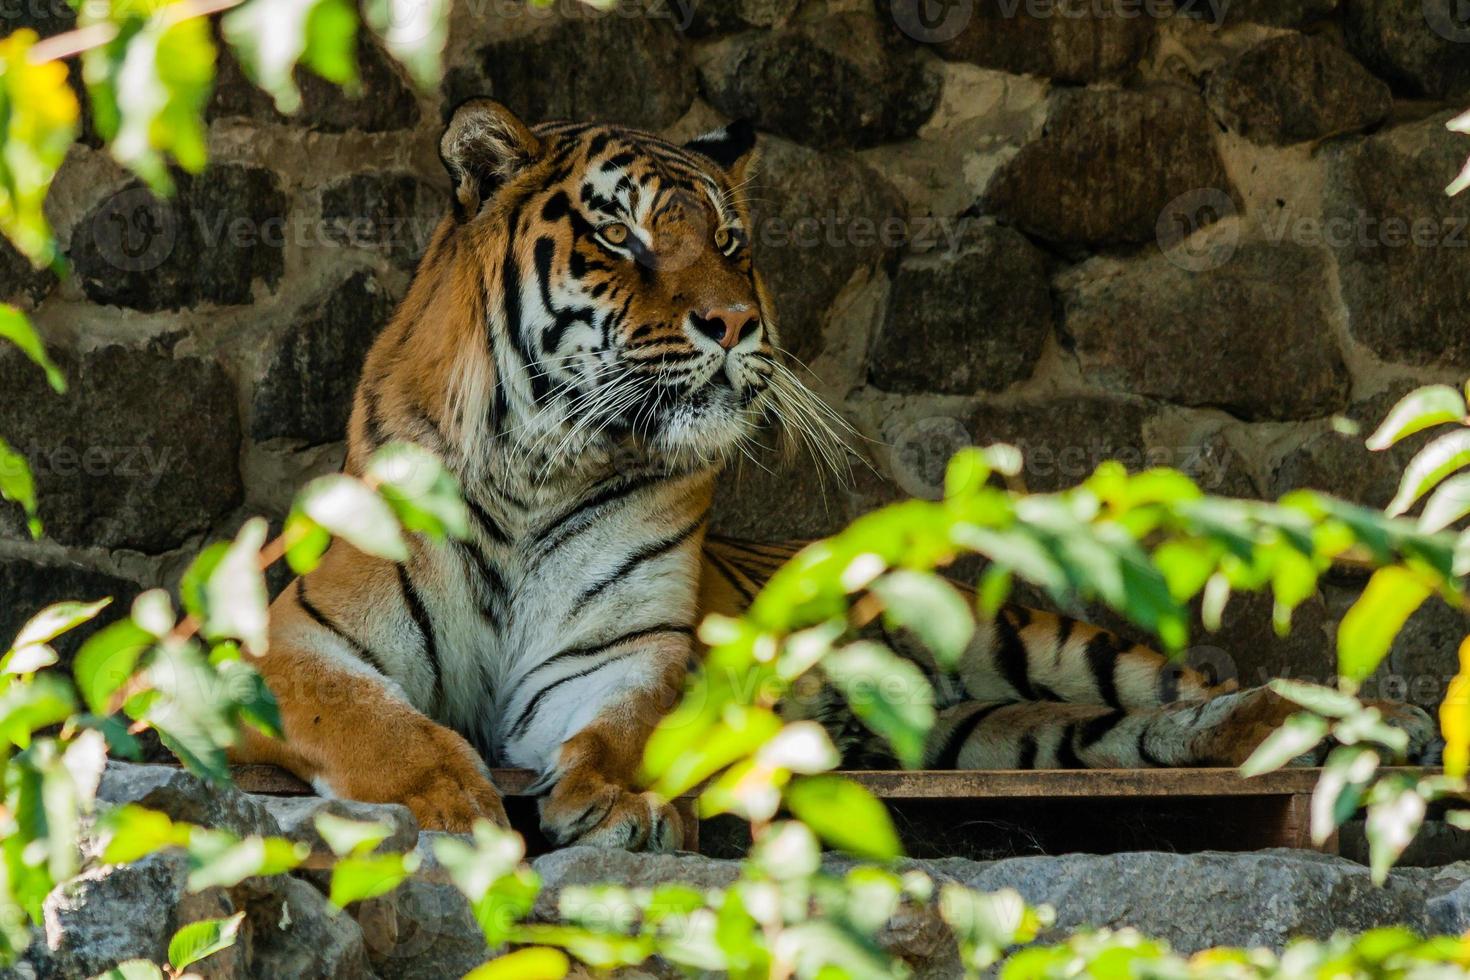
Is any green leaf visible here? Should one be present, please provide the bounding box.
[72,620,153,715]
[89,961,165,980]
[201,518,270,655]
[295,474,409,562]
[785,775,902,860]
[367,442,471,542]
[7,598,110,655]
[0,672,76,748]
[328,851,421,907]
[222,0,359,114]
[1366,780,1427,884]
[941,885,1052,973]
[0,32,80,264]
[1268,679,1360,719]
[870,570,973,670]
[1418,472,1470,532]
[0,436,41,538]
[80,8,215,190]
[283,510,333,575]
[0,305,64,392]
[362,0,449,90]
[1337,566,1433,682]
[463,947,570,980]
[1366,384,1466,450]
[186,831,308,891]
[1239,712,1329,776]
[100,804,188,864]
[167,911,244,971]
[1310,745,1378,845]
[314,812,393,857]
[821,641,936,768]
[1386,429,1470,517]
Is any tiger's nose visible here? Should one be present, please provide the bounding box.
[690,307,759,350]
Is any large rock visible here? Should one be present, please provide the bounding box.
[1325,111,1470,370]
[981,86,1235,246]
[887,0,1152,82]
[355,876,487,980]
[251,271,393,445]
[318,173,443,270]
[69,166,287,312]
[248,875,377,980]
[697,13,942,150]
[1204,34,1391,146]
[1059,243,1350,421]
[949,850,1439,951]
[98,763,282,839]
[1175,0,1337,26]
[530,847,1457,955]
[1268,382,1441,511]
[869,223,1052,395]
[0,559,140,660]
[961,396,1154,494]
[475,17,696,130]
[709,446,902,538]
[750,137,906,362]
[681,0,800,36]
[40,852,237,979]
[211,40,420,132]
[1345,0,1470,99]
[0,344,243,552]
[256,795,418,856]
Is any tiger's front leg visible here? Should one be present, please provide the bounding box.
[504,637,689,852]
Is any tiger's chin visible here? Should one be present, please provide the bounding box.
[641,385,766,469]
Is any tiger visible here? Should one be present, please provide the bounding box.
[231,99,1440,852]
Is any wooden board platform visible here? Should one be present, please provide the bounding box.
[215,764,1423,857]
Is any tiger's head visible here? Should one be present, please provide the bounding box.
[431,99,842,477]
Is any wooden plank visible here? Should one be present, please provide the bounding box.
[227,764,1438,801]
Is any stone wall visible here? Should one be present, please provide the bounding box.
[4,0,1470,706]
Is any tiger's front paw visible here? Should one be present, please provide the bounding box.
[538,772,681,852]
[337,718,509,834]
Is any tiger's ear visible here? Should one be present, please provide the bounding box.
[684,119,757,179]
[440,99,542,220]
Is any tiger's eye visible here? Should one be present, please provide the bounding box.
[714,227,731,250]
[600,223,630,245]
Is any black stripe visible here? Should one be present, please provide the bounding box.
[1053,615,1075,666]
[1157,664,1181,705]
[1136,728,1169,767]
[1055,724,1086,769]
[398,564,442,709]
[531,471,666,559]
[931,702,1013,769]
[506,647,641,741]
[1079,708,1126,748]
[573,517,705,607]
[706,550,756,605]
[1016,734,1039,770]
[994,610,1038,701]
[466,495,512,546]
[506,622,693,706]
[296,580,387,675]
[455,541,505,629]
[1084,633,1124,709]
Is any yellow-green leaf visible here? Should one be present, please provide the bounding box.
[1337,567,1433,683]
